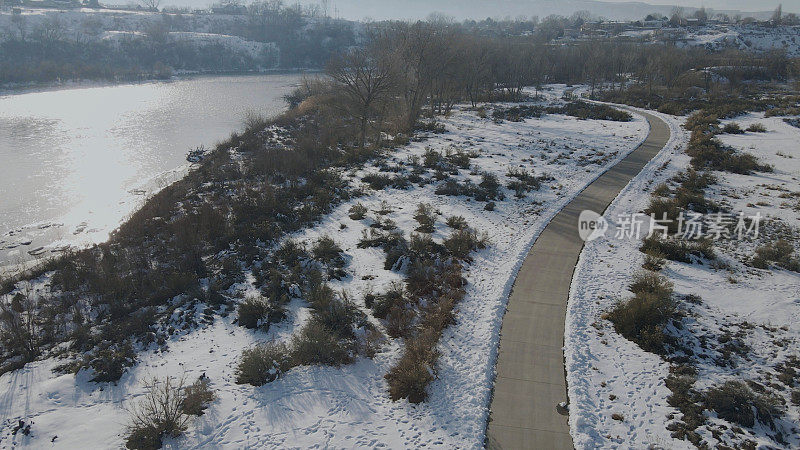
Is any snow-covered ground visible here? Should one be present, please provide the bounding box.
[566,111,800,448]
[0,8,243,37]
[0,8,273,59]
[681,24,800,57]
[101,30,277,60]
[0,88,649,448]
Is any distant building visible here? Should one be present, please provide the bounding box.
[22,0,81,8]
[211,3,247,15]
[642,19,666,29]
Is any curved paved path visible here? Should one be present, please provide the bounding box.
[486,110,670,449]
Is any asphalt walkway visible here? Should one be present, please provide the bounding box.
[486,110,671,449]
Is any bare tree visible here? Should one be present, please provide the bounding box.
[10,14,28,42]
[772,4,783,24]
[139,0,160,12]
[372,22,438,129]
[326,47,394,148]
[125,376,190,447]
[32,17,65,44]
[0,290,41,361]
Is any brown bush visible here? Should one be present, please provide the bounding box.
[751,240,799,272]
[125,377,191,449]
[640,236,715,263]
[445,215,468,230]
[443,228,488,260]
[181,378,216,416]
[385,331,439,403]
[235,342,292,386]
[607,271,675,354]
[628,270,673,298]
[237,296,271,330]
[290,320,354,367]
[413,203,437,233]
[704,380,783,429]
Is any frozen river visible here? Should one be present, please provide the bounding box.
[0,73,303,269]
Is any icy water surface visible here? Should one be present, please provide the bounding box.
[0,73,302,268]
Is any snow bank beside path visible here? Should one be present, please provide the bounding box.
[566,109,691,449]
[566,109,800,449]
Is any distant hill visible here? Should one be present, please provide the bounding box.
[288,0,774,22]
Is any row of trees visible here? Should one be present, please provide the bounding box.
[321,20,797,149]
[0,2,357,84]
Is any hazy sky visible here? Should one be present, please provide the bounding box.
[597,0,798,13]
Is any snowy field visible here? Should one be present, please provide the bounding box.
[0,88,649,448]
[566,111,800,448]
[0,8,275,60]
[682,24,800,57]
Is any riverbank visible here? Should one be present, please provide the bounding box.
[0,69,317,97]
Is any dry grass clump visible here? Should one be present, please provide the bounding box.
[704,380,784,429]
[751,240,800,272]
[236,285,380,386]
[383,225,487,403]
[640,235,715,263]
[606,270,675,354]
